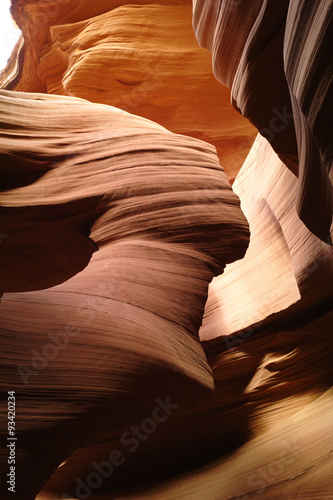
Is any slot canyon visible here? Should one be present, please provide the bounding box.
[0,1,332,499]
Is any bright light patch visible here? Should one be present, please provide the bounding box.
[0,0,21,71]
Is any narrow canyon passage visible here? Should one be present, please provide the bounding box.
[0,1,332,499]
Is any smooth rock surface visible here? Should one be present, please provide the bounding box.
[37,307,333,499]
[200,134,333,341]
[0,88,249,499]
[3,0,257,180]
[193,0,333,240]
[0,1,332,499]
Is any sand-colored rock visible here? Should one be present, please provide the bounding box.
[193,0,333,240]
[113,386,333,500]
[200,134,333,341]
[0,1,332,499]
[2,0,257,180]
[37,305,333,499]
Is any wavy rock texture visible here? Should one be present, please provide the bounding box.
[114,387,333,500]
[0,1,332,499]
[201,134,333,341]
[0,89,249,499]
[193,0,333,240]
[35,307,333,499]
[3,0,257,181]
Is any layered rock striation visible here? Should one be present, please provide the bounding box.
[193,0,333,241]
[0,88,249,498]
[0,1,333,499]
[3,0,257,180]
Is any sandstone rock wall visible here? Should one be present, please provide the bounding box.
[193,0,333,240]
[0,1,332,499]
[4,0,257,180]
[0,88,249,498]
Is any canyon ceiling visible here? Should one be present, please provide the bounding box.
[0,1,332,499]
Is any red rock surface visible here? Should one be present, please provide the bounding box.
[0,1,333,499]
[36,309,333,500]
[0,88,249,498]
[3,0,257,180]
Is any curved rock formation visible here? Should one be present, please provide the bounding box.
[201,134,333,341]
[2,0,257,181]
[0,1,333,499]
[0,88,249,498]
[193,0,333,240]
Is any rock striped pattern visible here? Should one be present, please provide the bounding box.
[0,89,249,498]
[2,0,257,180]
[193,0,333,240]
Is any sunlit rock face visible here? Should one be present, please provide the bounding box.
[0,1,333,499]
[193,0,333,241]
[192,0,333,339]
[5,0,257,180]
[201,135,333,340]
